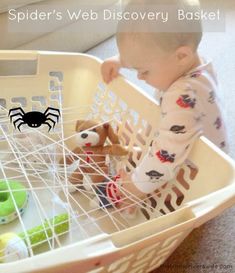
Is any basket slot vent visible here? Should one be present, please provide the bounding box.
[32,96,47,106]
[0,98,6,109]
[49,71,63,91]
[0,60,37,76]
[108,254,134,272]
[11,97,27,107]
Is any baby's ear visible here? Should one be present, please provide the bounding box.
[176,46,193,65]
[103,123,120,144]
[75,120,84,131]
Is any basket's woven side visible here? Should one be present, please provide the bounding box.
[140,160,199,220]
[90,83,200,219]
[90,84,156,172]
[90,230,192,273]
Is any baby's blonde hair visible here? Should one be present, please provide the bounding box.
[117,0,202,52]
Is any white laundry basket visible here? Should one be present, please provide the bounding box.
[0,50,235,273]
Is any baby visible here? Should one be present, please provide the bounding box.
[100,0,228,216]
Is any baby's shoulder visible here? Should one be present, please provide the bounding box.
[161,80,198,112]
[164,79,197,100]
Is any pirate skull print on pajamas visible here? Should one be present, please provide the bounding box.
[129,60,228,195]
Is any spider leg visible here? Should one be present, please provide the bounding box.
[9,112,23,123]
[13,118,24,129]
[8,107,25,117]
[44,107,60,117]
[17,121,26,132]
[46,118,56,128]
[45,113,60,122]
[44,122,52,132]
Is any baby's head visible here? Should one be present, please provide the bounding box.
[117,0,202,90]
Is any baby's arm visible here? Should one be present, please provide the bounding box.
[101,55,121,84]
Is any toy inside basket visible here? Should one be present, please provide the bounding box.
[0,52,233,266]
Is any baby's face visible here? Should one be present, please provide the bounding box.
[118,38,180,91]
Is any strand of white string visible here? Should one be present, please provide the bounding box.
[0,125,161,217]
[1,125,161,214]
[4,130,64,252]
[0,104,167,260]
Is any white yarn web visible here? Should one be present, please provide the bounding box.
[0,100,158,262]
[0,86,194,263]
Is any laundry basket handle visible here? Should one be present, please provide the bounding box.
[0,50,38,60]
[188,183,235,228]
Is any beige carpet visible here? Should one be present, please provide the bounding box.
[87,1,235,272]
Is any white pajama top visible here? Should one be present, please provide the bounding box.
[131,60,228,194]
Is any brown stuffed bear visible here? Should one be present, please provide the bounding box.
[60,120,128,186]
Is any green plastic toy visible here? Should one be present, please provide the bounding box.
[0,213,69,263]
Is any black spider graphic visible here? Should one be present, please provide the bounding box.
[9,107,60,132]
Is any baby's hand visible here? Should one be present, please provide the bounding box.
[101,55,121,84]
[117,169,139,219]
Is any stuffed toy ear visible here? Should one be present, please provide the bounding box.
[75,120,84,131]
[103,123,120,144]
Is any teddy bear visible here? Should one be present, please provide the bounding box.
[60,120,129,191]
